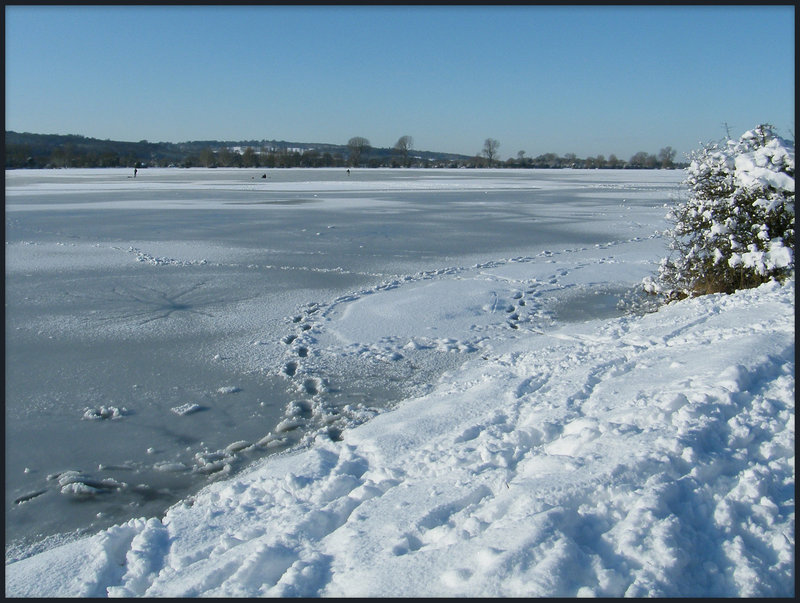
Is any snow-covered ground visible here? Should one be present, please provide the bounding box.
[5,168,794,596]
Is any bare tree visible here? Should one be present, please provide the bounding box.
[482,138,500,167]
[628,151,650,168]
[394,135,414,167]
[658,146,676,169]
[722,121,733,140]
[347,136,370,167]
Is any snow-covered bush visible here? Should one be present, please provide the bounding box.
[644,124,794,300]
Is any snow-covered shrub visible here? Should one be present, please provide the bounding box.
[644,124,794,300]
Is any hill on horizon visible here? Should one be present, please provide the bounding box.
[5,131,687,170]
[4,131,472,169]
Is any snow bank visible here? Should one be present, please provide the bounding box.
[5,276,794,597]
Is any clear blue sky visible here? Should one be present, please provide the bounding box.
[5,5,795,161]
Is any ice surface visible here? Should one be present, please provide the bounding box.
[5,168,793,597]
[6,167,683,557]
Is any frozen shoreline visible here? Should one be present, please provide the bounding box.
[7,168,683,553]
[6,275,794,596]
[6,169,793,596]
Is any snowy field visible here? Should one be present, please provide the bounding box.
[5,168,794,596]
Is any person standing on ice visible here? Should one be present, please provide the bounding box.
[134,167,137,178]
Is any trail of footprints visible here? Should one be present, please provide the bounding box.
[22,238,660,594]
[268,233,659,453]
[193,257,544,473]
[122,247,630,508]
[271,249,607,447]
[14,246,621,513]
[269,278,552,471]
[144,335,616,597]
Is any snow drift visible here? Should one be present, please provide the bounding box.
[5,275,794,597]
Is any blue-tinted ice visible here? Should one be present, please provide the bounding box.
[5,167,682,559]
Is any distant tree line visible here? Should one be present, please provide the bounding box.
[5,131,687,170]
[499,147,680,169]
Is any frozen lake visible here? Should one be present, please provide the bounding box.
[5,167,684,559]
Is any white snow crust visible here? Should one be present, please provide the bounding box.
[6,275,794,597]
[4,167,794,597]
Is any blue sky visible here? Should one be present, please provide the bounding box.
[5,5,795,161]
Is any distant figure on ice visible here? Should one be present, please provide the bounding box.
[261,173,267,179]
[346,168,350,175]
[134,168,138,178]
